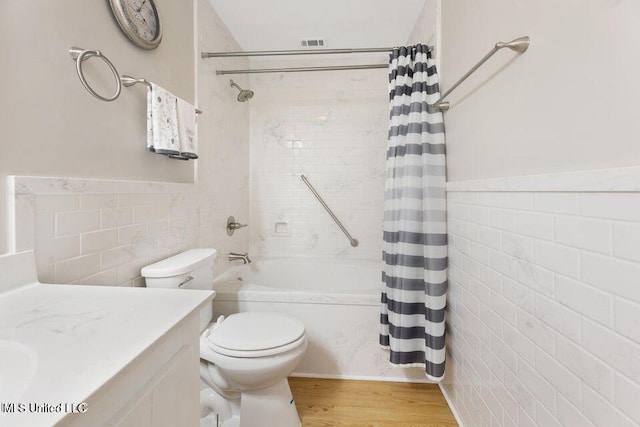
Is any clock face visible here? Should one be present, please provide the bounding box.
[109,0,162,49]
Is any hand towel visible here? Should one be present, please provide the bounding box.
[176,97,198,159]
[147,83,180,156]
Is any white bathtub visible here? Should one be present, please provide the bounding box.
[212,258,429,382]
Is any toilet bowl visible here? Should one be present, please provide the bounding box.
[200,312,307,427]
[141,250,307,427]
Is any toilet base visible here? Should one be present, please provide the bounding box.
[239,379,301,427]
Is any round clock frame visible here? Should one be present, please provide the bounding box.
[108,0,163,50]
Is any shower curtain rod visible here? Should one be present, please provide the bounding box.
[201,46,432,58]
[205,46,434,75]
[215,64,388,75]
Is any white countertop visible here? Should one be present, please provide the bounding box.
[0,282,214,426]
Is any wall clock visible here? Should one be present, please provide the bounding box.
[108,0,163,50]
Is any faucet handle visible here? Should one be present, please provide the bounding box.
[226,216,248,236]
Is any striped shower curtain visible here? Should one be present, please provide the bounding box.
[380,45,447,381]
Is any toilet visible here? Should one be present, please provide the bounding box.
[141,249,307,427]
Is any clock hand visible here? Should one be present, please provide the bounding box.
[136,0,147,13]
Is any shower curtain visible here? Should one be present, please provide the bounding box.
[380,44,447,381]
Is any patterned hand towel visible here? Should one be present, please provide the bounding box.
[176,97,198,159]
[147,83,180,156]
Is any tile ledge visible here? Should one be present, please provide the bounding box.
[446,166,640,192]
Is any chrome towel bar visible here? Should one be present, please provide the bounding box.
[301,174,359,248]
[68,47,202,114]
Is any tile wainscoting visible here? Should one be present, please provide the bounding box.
[7,176,209,286]
[442,166,640,427]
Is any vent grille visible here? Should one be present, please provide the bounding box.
[299,38,327,48]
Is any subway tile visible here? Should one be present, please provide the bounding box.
[517,359,556,413]
[582,384,637,427]
[500,193,533,210]
[502,277,534,313]
[580,193,640,222]
[55,210,100,236]
[117,193,146,207]
[582,319,640,384]
[581,252,640,304]
[478,226,501,249]
[515,261,555,297]
[503,322,535,365]
[533,240,580,279]
[101,246,134,270]
[490,292,516,325]
[554,216,612,254]
[556,275,613,326]
[118,224,148,245]
[489,333,518,373]
[35,194,79,213]
[614,374,640,424]
[614,299,640,344]
[490,250,517,279]
[556,394,596,427]
[101,207,134,229]
[81,229,118,254]
[534,293,582,343]
[536,402,562,427]
[534,347,582,406]
[533,193,579,215]
[467,205,489,226]
[500,232,534,261]
[517,308,556,355]
[80,193,117,209]
[134,205,158,224]
[555,334,614,401]
[489,208,516,232]
[36,235,80,263]
[78,268,118,286]
[613,222,640,263]
[55,254,101,283]
[515,211,554,240]
[478,192,501,207]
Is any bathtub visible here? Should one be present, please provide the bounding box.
[212,257,429,382]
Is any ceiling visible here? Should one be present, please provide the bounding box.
[207,0,426,51]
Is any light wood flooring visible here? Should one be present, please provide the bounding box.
[289,377,458,427]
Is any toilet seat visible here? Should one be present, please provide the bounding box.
[203,312,306,358]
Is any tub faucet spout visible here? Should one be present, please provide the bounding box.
[229,252,251,264]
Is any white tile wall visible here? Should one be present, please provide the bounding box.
[248,59,388,260]
[10,177,204,286]
[443,190,640,427]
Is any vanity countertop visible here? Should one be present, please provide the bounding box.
[0,282,214,426]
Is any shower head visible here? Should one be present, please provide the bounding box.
[495,36,530,53]
[229,79,254,102]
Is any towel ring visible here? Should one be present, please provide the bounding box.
[70,47,122,102]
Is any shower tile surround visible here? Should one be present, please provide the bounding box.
[442,167,640,427]
[248,58,389,260]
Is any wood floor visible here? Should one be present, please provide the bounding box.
[289,377,458,427]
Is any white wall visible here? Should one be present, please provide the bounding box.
[4,0,251,284]
[441,0,640,181]
[0,0,196,254]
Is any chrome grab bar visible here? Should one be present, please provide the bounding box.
[300,175,359,248]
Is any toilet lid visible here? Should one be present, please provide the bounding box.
[207,312,305,352]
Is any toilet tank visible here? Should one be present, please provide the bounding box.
[141,249,217,330]
[141,249,217,290]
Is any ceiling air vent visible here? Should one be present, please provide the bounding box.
[299,38,327,48]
